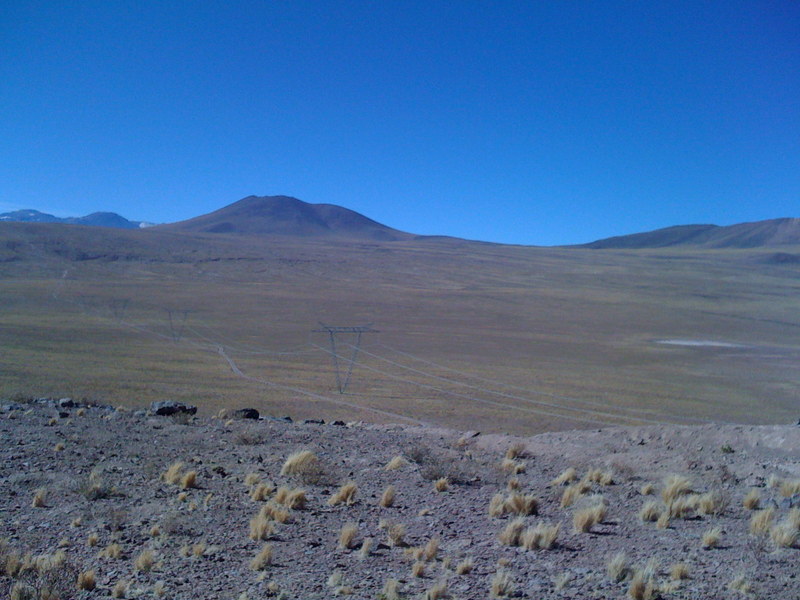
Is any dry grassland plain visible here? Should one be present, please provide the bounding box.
[1,223,799,434]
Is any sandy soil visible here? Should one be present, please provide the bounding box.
[1,399,799,599]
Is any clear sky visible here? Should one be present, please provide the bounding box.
[1,1,798,245]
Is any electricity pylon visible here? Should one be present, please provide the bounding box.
[313,323,377,393]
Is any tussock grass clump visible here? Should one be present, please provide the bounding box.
[31,488,47,508]
[573,501,607,533]
[86,532,99,547]
[338,522,358,550]
[358,537,373,559]
[627,571,657,600]
[385,456,408,470]
[53,442,65,452]
[661,474,692,505]
[423,580,448,600]
[489,493,505,517]
[501,458,526,474]
[586,468,614,486]
[112,579,129,599]
[670,562,690,580]
[639,483,654,496]
[279,488,306,510]
[490,569,514,598]
[99,543,123,559]
[387,523,406,547]
[668,494,698,519]
[656,512,670,530]
[244,472,261,487]
[507,477,520,491]
[434,477,449,492]
[411,560,425,577]
[770,523,798,548]
[560,481,590,508]
[250,483,274,501]
[780,479,800,498]
[606,552,629,582]
[77,570,96,591]
[280,450,319,477]
[260,501,291,523]
[180,470,198,489]
[749,508,775,536]
[504,493,539,516]
[639,500,662,522]
[728,574,751,594]
[250,544,273,570]
[380,485,395,508]
[697,490,727,516]
[521,521,560,550]
[328,481,358,506]
[249,514,275,541]
[134,549,155,572]
[742,488,760,510]
[381,579,402,600]
[505,442,526,459]
[423,537,439,561]
[786,507,800,529]
[498,517,525,546]
[551,467,578,486]
[701,526,722,549]
[161,461,184,485]
[456,557,474,574]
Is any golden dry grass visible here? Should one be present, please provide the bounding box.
[670,562,690,580]
[639,483,654,496]
[770,523,798,548]
[134,549,155,572]
[504,492,539,516]
[490,569,514,598]
[250,482,274,501]
[661,474,692,505]
[434,477,449,492]
[411,560,425,577]
[701,526,722,549]
[749,508,775,536]
[573,502,607,533]
[358,537,373,559]
[77,569,96,590]
[280,450,319,476]
[380,485,396,508]
[180,470,198,489]
[742,488,760,510]
[250,544,273,570]
[99,543,123,559]
[384,456,408,471]
[606,552,629,582]
[249,514,275,541]
[328,481,358,506]
[521,521,560,550]
[498,517,526,546]
[627,571,656,600]
[639,500,661,522]
[112,579,129,599]
[489,493,505,517]
[161,461,184,485]
[456,557,474,575]
[387,523,406,547]
[505,442,526,459]
[31,488,46,508]
[560,481,590,508]
[338,522,358,550]
[551,467,578,486]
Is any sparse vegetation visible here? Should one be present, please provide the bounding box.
[380,485,395,508]
[250,544,273,570]
[742,488,760,510]
[490,569,514,598]
[328,481,358,506]
[701,526,722,549]
[338,522,358,550]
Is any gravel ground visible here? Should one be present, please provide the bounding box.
[1,400,799,599]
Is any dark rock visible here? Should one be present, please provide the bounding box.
[57,398,75,408]
[331,420,346,427]
[303,418,325,425]
[233,408,259,420]
[150,401,197,416]
[59,411,70,418]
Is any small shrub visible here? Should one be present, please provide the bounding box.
[358,537,373,559]
[411,561,425,577]
[628,571,656,600]
[387,523,406,547]
[728,574,751,594]
[249,514,275,541]
[161,462,184,485]
[434,477,449,492]
[504,493,538,516]
[422,537,439,561]
[521,521,560,550]
[31,488,47,508]
[779,479,800,498]
[112,579,129,598]
[639,483,654,495]
[250,483,274,502]
[380,579,401,600]
[560,481,589,508]
[697,490,728,516]
[180,470,198,489]
[99,543,123,559]
[489,493,505,517]
[770,523,798,548]
[505,442,526,459]
[86,532,99,547]
[423,580,448,600]
[656,512,670,529]
[280,450,321,480]
[573,501,607,533]
[501,458,526,474]
[384,456,408,470]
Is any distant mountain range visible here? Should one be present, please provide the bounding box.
[2,198,799,248]
[0,209,150,229]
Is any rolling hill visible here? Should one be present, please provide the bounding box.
[0,209,147,229]
[583,217,800,249]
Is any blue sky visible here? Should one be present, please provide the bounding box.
[1,1,798,245]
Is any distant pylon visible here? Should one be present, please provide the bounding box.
[313,323,377,393]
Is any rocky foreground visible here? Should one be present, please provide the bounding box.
[1,399,799,599]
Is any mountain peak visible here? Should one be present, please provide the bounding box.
[158,195,412,240]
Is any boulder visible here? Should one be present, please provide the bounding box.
[233,408,259,420]
[150,401,197,417]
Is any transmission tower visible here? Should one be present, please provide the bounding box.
[313,323,377,393]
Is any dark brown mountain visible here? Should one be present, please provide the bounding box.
[157,195,413,241]
[582,218,800,249]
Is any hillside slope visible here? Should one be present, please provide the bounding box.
[584,218,800,249]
